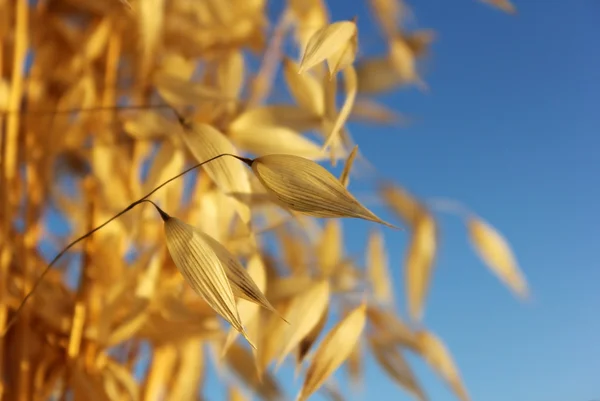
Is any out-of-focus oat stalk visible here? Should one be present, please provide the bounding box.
[246,8,294,107]
[0,1,27,395]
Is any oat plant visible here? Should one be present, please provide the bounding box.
[0,0,524,400]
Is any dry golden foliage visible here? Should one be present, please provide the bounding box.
[369,336,427,401]
[482,0,517,14]
[405,214,438,321]
[339,145,359,188]
[297,303,367,401]
[178,122,253,223]
[382,184,437,320]
[299,21,358,75]
[163,215,253,347]
[283,57,326,117]
[324,66,357,149]
[277,280,330,367]
[0,0,524,400]
[367,229,394,305]
[467,216,529,298]
[369,0,408,38]
[222,253,268,353]
[414,330,470,401]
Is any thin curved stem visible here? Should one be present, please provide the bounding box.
[2,152,253,335]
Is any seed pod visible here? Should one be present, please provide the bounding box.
[198,231,283,318]
[162,214,254,348]
[249,154,397,228]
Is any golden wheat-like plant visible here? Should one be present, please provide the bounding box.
[0,0,523,400]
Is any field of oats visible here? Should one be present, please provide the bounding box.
[0,0,525,400]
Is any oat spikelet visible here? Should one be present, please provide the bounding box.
[467,216,528,298]
[162,215,254,348]
[299,20,358,74]
[296,303,367,401]
[250,154,397,228]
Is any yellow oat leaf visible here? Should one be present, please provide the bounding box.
[381,184,426,228]
[467,217,528,298]
[83,17,112,61]
[91,144,133,213]
[192,189,239,243]
[122,111,174,140]
[106,298,151,346]
[415,331,470,401]
[0,79,9,110]
[162,215,254,348]
[297,303,329,365]
[229,125,329,161]
[283,57,325,116]
[370,337,427,401]
[296,303,367,401]
[137,0,165,76]
[321,73,349,165]
[406,214,437,321]
[289,0,329,51]
[218,50,245,98]
[250,154,396,228]
[347,339,362,385]
[367,307,416,349]
[369,0,407,38]
[267,276,316,303]
[104,359,140,401]
[143,139,185,211]
[167,340,204,401]
[277,280,330,366]
[226,343,282,401]
[223,253,268,353]
[356,57,404,94]
[389,36,425,89]
[323,65,357,149]
[258,302,292,372]
[323,71,338,123]
[277,227,311,275]
[326,26,358,77]
[178,122,252,223]
[481,0,516,14]
[198,230,282,317]
[350,99,405,126]
[367,229,394,305]
[158,53,197,80]
[405,29,436,57]
[229,105,321,135]
[339,145,359,187]
[154,72,229,106]
[299,21,358,74]
[317,220,343,276]
[228,386,247,401]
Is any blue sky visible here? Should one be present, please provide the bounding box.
[292,1,599,401]
[37,1,598,400]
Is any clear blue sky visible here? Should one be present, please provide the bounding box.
[290,1,598,401]
[38,1,598,400]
